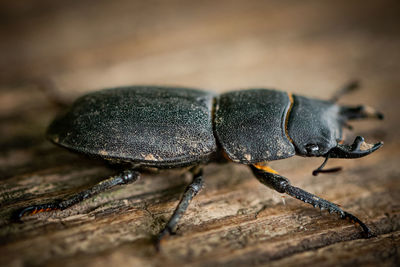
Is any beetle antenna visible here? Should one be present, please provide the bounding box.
[331,80,360,102]
[312,156,342,176]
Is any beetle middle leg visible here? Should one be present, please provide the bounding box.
[155,166,204,250]
[250,164,374,238]
[16,169,140,220]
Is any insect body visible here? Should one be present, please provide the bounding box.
[18,83,383,247]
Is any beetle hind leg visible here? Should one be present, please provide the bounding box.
[250,164,374,238]
[155,167,204,250]
[15,169,140,220]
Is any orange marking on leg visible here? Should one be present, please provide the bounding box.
[253,163,279,174]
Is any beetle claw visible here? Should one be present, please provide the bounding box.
[327,136,383,159]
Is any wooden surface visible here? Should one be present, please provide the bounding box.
[1,1,399,266]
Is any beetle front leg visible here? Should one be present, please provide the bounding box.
[16,169,140,220]
[250,164,374,238]
[340,105,384,121]
[156,167,204,250]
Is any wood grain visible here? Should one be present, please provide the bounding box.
[1,1,399,266]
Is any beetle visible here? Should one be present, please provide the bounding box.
[17,81,383,247]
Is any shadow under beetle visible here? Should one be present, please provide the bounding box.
[18,81,383,248]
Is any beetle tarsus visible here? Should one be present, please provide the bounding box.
[16,170,140,221]
[15,202,61,221]
[284,186,373,238]
[155,167,204,250]
[251,165,373,238]
[340,211,375,238]
[155,227,173,252]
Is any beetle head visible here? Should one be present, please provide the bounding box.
[287,95,383,158]
[286,91,383,176]
[287,96,343,157]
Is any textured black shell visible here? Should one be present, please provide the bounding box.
[47,86,217,167]
[214,89,295,163]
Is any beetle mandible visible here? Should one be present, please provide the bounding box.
[17,81,383,247]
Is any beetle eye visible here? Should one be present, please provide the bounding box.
[305,144,319,154]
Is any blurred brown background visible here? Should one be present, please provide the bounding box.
[1,1,399,266]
